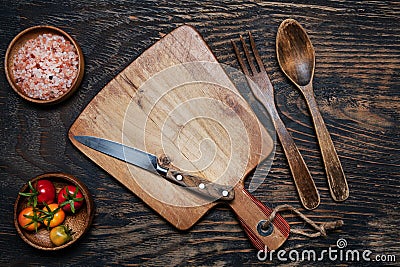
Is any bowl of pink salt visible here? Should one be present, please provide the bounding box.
[5,26,84,104]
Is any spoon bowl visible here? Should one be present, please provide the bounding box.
[276,19,349,202]
[276,19,315,87]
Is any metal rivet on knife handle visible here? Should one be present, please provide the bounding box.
[73,136,236,201]
[166,170,235,201]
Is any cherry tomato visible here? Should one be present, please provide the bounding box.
[58,185,84,213]
[19,179,55,207]
[18,207,41,231]
[49,225,73,246]
[41,203,65,228]
[35,180,56,205]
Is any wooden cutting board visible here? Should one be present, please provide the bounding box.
[69,25,289,250]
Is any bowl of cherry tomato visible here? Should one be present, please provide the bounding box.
[14,173,94,250]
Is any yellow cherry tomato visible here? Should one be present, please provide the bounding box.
[42,203,65,228]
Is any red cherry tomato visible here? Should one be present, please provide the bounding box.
[35,180,56,205]
[19,179,56,207]
[58,185,84,213]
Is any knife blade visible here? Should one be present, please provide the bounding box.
[74,135,234,201]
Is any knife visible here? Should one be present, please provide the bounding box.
[74,135,234,201]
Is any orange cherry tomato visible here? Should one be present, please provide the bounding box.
[18,207,41,231]
[42,203,65,228]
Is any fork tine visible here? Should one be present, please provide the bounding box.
[231,40,250,76]
[248,31,265,72]
[240,35,257,75]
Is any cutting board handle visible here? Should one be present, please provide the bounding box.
[229,184,290,251]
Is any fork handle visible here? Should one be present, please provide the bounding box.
[252,84,320,210]
[272,110,320,209]
[302,84,349,202]
[270,106,320,210]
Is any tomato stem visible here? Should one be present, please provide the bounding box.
[60,186,84,213]
[40,203,61,230]
[22,208,42,232]
[19,181,39,207]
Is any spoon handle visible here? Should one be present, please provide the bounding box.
[302,85,349,201]
[251,83,320,210]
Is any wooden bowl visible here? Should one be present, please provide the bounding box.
[4,25,84,105]
[14,173,94,250]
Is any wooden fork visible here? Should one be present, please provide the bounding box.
[232,32,320,210]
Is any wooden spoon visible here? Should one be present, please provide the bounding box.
[276,19,349,202]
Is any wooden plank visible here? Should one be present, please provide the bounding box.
[1,1,399,265]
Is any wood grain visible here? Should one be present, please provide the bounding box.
[276,18,349,203]
[0,0,399,266]
[232,32,320,210]
[69,25,290,250]
[69,25,270,227]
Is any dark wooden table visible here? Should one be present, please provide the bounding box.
[1,1,399,266]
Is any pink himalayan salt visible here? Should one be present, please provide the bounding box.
[12,33,79,100]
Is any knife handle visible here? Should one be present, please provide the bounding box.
[165,169,235,201]
[229,183,290,251]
